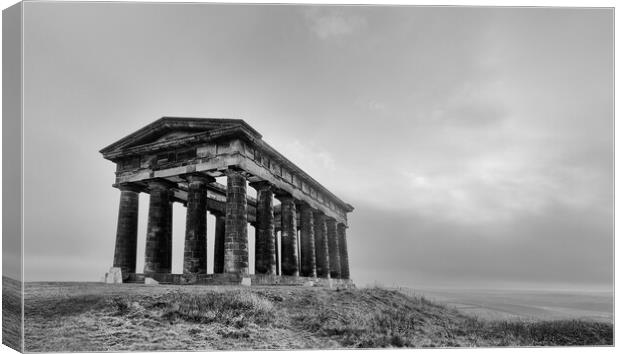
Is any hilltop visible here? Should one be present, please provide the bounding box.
[23,282,612,351]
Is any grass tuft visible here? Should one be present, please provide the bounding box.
[292,287,613,348]
[158,290,275,327]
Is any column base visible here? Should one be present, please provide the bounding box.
[120,273,355,288]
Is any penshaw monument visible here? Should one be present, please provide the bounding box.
[100,117,354,286]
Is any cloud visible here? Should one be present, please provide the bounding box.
[303,8,367,40]
[398,142,609,226]
[355,97,387,113]
[348,201,612,290]
[278,139,336,177]
[429,80,508,127]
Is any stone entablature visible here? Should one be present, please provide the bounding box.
[103,118,352,224]
[101,117,354,285]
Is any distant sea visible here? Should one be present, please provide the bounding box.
[399,288,613,323]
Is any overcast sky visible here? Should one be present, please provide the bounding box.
[20,3,612,291]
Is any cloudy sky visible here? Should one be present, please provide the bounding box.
[20,3,612,291]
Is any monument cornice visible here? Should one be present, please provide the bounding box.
[102,117,354,216]
[101,124,257,161]
[249,139,355,213]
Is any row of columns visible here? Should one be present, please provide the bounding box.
[112,170,350,280]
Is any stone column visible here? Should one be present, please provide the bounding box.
[183,174,213,275]
[224,170,249,274]
[299,202,317,277]
[313,211,330,278]
[144,180,174,274]
[338,223,350,280]
[250,181,277,275]
[163,200,174,273]
[112,184,140,277]
[327,218,341,279]
[213,212,226,273]
[297,229,302,272]
[277,194,299,276]
[275,230,280,275]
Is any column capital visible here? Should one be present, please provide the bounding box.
[224,167,248,177]
[325,216,338,225]
[313,209,325,217]
[274,190,295,203]
[210,210,225,218]
[249,180,273,191]
[147,178,177,191]
[117,183,142,193]
[183,173,215,184]
[295,200,313,210]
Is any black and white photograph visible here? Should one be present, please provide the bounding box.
[1,0,615,352]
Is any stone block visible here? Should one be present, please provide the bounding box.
[105,267,123,284]
[144,277,159,285]
[241,277,252,286]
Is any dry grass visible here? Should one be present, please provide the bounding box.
[23,282,612,351]
[2,277,22,351]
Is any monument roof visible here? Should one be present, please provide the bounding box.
[100,117,261,155]
[101,117,354,213]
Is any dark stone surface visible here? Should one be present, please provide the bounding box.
[278,196,299,276]
[275,232,280,275]
[338,223,350,279]
[144,180,173,274]
[313,211,330,279]
[299,203,317,277]
[113,185,140,277]
[213,212,226,274]
[224,170,249,274]
[327,218,341,279]
[183,175,213,274]
[251,181,276,275]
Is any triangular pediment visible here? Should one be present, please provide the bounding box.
[100,117,261,159]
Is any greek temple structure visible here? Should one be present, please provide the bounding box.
[100,117,354,286]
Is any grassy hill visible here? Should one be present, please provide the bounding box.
[2,277,22,351]
[24,282,612,351]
